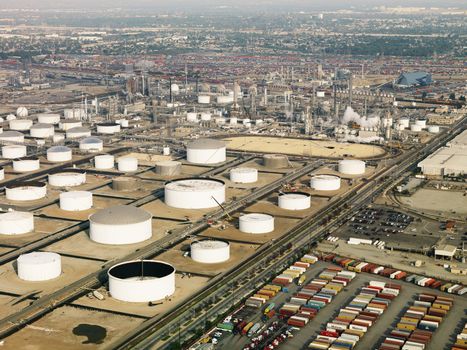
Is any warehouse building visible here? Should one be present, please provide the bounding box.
[394,71,432,88]
[418,129,467,176]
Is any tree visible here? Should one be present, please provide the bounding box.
[449,92,456,100]
[459,95,466,101]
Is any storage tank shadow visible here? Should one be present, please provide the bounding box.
[73,324,107,344]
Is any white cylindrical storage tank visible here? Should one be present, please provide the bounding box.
[5,181,47,201]
[230,167,258,183]
[0,166,4,181]
[164,178,225,209]
[316,91,325,98]
[6,114,16,121]
[200,112,212,121]
[186,112,198,122]
[263,154,289,168]
[17,252,61,281]
[410,124,422,132]
[415,119,427,129]
[47,146,72,162]
[59,120,82,131]
[0,131,24,144]
[66,126,91,139]
[310,175,341,191]
[16,107,28,118]
[0,211,34,235]
[278,192,311,210]
[94,154,114,170]
[59,191,93,211]
[30,123,54,138]
[48,169,86,187]
[162,146,170,156]
[117,119,129,128]
[399,118,410,128]
[97,123,121,134]
[89,205,152,245]
[37,113,60,124]
[155,161,182,176]
[9,119,33,131]
[428,125,440,133]
[191,240,230,263]
[117,157,138,172]
[52,134,65,143]
[79,137,103,152]
[186,139,226,164]
[13,157,40,172]
[63,108,85,119]
[2,145,27,159]
[198,95,211,104]
[239,213,274,234]
[229,117,238,125]
[338,159,366,175]
[108,260,175,302]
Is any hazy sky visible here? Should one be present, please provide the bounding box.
[1,0,466,11]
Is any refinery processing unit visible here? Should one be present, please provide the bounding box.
[0,3,466,350]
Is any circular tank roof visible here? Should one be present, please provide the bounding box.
[17,251,60,265]
[191,240,229,250]
[48,145,71,153]
[165,178,225,192]
[0,131,23,137]
[67,126,89,133]
[89,205,152,225]
[155,160,180,167]
[31,123,53,129]
[311,174,340,180]
[279,191,310,199]
[240,213,273,222]
[187,139,226,149]
[80,136,102,144]
[0,211,33,223]
[108,260,175,280]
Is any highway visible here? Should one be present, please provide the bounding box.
[106,116,466,350]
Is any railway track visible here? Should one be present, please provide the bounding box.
[107,117,466,350]
[0,157,322,339]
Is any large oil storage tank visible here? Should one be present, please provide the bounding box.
[94,154,115,169]
[37,113,60,124]
[155,161,181,176]
[5,181,47,201]
[165,178,225,209]
[428,125,440,133]
[89,205,152,245]
[59,120,82,131]
[9,119,32,131]
[17,252,61,281]
[117,157,138,172]
[0,131,25,144]
[13,157,40,172]
[338,160,366,175]
[239,213,274,234]
[278,192,311,210]
[230,167,258,183]
[2,145,27,159]
[410,124,422,132]
[66,126,91,139]
[47,146,72,162]
[263,154,289,168]
[186,139,226,164]
[217,95,234,104]
[415,119,427,129]
[399,118,410,128]
[198,95,211,104]
[63,108,85,120]
[48,169,86,187]
[97,123,121,134]
[108,260,175,302]
[112,176,140,191]
[0,211,34,235]
[191,240,230,263]
[79,137,103,152]
[59,191,93,211]
[310,175,341,191]
[186,112,198,122]
[30,123,54,138]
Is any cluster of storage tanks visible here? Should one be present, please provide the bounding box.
[396,118,440,134]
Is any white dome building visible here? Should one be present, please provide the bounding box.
[17,252,61,281]
[60,191,93,211]
[165,178,225,209]
[310,175,341,191]
[338,160,366,175]
[186,139,226,164]
[191,240,230,264]
[230,167,258,183]
[89,205,152,245]
[0,211,34,235]
[278,192,311,210]
[16,107,28,118]
[239,213,274,234]
[108,260,175,302]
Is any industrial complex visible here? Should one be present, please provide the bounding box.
[0,3,465,350]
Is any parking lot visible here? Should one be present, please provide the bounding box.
[205,261,465,350]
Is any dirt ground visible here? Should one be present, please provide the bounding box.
[156,238,260,276]
[72,274,210,318]
[398,188,467,215]
[0,305,143,350]
[223,136,385,158]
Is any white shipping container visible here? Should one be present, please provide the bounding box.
[369,281,386,288]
